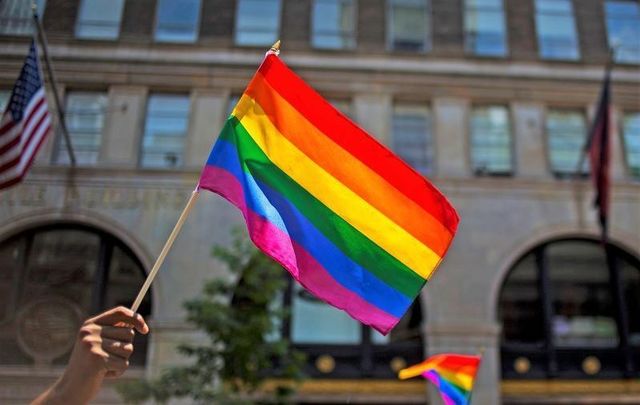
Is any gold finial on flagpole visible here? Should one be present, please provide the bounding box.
[270,40,281,56]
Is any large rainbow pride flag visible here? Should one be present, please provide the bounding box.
[398,353,481,405]
[197,52,459,334]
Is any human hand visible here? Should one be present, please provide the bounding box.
[32,306,149,405]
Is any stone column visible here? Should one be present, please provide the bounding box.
[511,102,548,178]
[353,93,392,144]
[433,97,470,177]
[100,86,147,168]
[184,90,230,169]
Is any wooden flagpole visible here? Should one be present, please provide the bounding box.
[130,40,281,312]
[31,2,76,166]
[131,190,200,312]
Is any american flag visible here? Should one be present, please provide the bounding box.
[0,40,51,190]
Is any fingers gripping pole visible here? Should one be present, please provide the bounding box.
[131,190,200,313]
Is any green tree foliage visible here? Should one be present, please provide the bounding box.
[118,230,305,404]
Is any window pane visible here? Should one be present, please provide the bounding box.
[235,0,282,46]
[291,283,360,344]
[389,0,428,51]
[141,94,190,168]
[75,0,124,39]
[25,230,99,304]
[547,242,618,348]
[312,0,356,49]
[623,112,640,178]
[155,0,200,43]
[499,253,545,344]
[547,109,587,176]
[620,255,640,345]
[0,90,10,111]
[392,104,433,175]
[470,105,512,174]
[605,1,640,64]
[55,92,107,166]
[0,0,46,36]
[535,0,579,60]
[464,0,507,56]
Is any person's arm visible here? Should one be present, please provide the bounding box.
[32,306,149,405]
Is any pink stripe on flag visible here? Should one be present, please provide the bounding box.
[423,371,456,405]
[199,165,399,333]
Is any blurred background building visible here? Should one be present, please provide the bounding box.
[0,0,639,403]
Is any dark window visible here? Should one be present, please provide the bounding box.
[0,224,151,367]
[499,239,640,379]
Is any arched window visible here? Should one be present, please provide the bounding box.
[281,279,424,378]
[0,224,151,367]
[498,238,640,379]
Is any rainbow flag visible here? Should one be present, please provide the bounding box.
[197,52,459,334]
[399,354,481,405]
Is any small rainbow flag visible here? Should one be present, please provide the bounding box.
[197,51,459,334]
[399,353,481,405]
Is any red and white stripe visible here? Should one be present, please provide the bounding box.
[0,87,51,189]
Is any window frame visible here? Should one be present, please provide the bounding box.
[603,0,640,65]
[139,92,193,170]
[391,103,434,176]
[0,0,46,36]
[52,90,109,166]
[499,238,640,379]
[281,278,424,378]
[74,0,125,40]
[533,0,581,61]
[153,0,202,43]
[469,104,514,176]
[0,223,151,366]
[545,107,589,178]
[311,0,358,50]
[463,0,508,57]
[234,0,283,47]
[386,0,431,53]
[621,111,640,179]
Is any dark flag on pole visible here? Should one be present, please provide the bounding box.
[586,68,612,239]
[0,40,52,190]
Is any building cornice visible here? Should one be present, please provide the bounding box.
[1,42,639,83]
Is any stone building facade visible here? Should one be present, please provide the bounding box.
[0,0,639,403]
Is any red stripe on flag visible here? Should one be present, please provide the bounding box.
[0,106,49,174]
[257,55,459,234]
